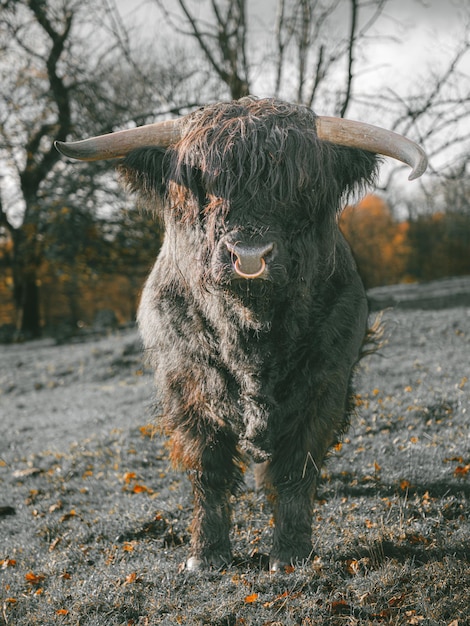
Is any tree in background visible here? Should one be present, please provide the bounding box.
[35,200,160,331]
[152,0,469,180]
[0,0,75,336]
[153,0,388,117]
[404,174,470,281]
[0,0,204,337]
[340,195,410,288]
[154,0,251,99]
[342,179,470,287]
[1,0,469,338]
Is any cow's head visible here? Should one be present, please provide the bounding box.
[55,97,427,295]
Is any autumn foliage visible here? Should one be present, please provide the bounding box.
[0,203,163,334]
[340,194,470,289]
[340,195,409,288]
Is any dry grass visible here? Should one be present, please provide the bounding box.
[1,306,469,625]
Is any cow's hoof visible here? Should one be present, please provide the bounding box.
[186,556,205,571]
[185,553,232,572]
[269,559,290,573]
[269,553,313,573]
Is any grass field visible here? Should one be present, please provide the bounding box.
[1,305,469,625]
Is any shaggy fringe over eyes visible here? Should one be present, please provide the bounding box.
[170,97,379,222]
[119,97,379,225]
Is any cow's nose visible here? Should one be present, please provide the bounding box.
[226,241,274,279]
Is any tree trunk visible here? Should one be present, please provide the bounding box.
[18,274,41,338]
[12,226,42,339]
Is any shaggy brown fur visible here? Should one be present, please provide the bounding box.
[119,97,379,570]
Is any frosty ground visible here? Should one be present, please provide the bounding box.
[0,300,469,625]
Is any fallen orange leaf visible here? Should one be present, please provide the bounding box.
[59,510,77,522]
[124,472,137,484]
[125,572,137,583]
[25,572,45,585]
[374,609,391,619]
[346,559,360,575]
[244,593,258,603]
[133,484,153,494]
[444,456,464,464]
[454,464,470,477]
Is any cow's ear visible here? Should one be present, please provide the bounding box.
[118,146,168,205]
[330,145,380,197]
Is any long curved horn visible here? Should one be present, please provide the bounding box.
[54,118,184,161]
[55,110,427,180]
[316,116,427,180]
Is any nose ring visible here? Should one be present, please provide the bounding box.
[233,257,266,279]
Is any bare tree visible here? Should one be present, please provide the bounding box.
[0,0,203,336]
[153,0,469,187]
[273,0,339,104]
[384,36,470,185]
[154,0,250,99]
[152,0,388,114]
[272,0,389,114]
[0,0,75,336]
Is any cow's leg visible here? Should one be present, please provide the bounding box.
[171,426,242,570]
[262,357,356,571]
[264,440,320,571]
[266,399,349,570]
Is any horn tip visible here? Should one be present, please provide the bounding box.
[54,140,89,161]
[408,152,428,181]
[54,140,67,156]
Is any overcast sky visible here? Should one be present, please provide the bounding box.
[116,0,469,86]
[112,0,469,181]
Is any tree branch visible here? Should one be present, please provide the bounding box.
[339,0,358,118]
[155,0,249,99]
[21,0,73,199]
